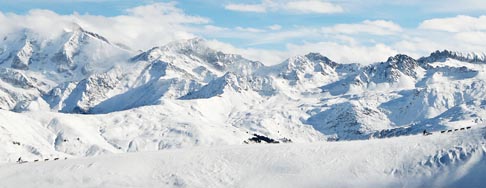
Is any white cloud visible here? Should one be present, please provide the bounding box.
[224,3,267,13]
[337,0,486,14]
[426,0,486,13]
[284,0,344,14]
[287,42,397,64]
[247,28,322,45]
[14,0,118,2]
[197,19,403,48]
[124,2,208,24]
[0,2,209,51]
[206,40,289,65]
[196,24,318,46]
[323,20,402,35]
[224,0,343,14]
[206,33,398,65]
[402,15,486,56]
[0,10,70,38]
[419,15,486,32]
[0,12,20,36]
[202,14,486,65]
[268,24,282,31]
[454,31,486,45]
[2,3,486,66]
[203,25,229,32]
[392,38,446,58]
[235,27,265,33]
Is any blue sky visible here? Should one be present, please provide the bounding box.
[2,0,482,27]
[1,0,486,64]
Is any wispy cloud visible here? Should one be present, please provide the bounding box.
[224,0,343,14]
[286,42,397,64]
[225,3,267,13]
[284,1,344,14]
[11,0,119,2]
[419,15,486,32]
[198,19,403,46]
[323,20,402,36]
[0,2,209,50]
[198,15,486,64]
[268,24,282,31]
[2,2,486,66]
[235,27,265,33]
[424,0,486,13]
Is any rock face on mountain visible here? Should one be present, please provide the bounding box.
[274,52,338,83]
[180,72,276,100]
[1,27,486,162]
[419,50,486,64]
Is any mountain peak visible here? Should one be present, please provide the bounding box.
[63,22,83,32]
[386,54,421,78]
[285,52,337,68]
[419,50,486,64]
[63,24,112,45]
[132,38,219,62]
[162,37,207,52]
[386,54,416,63]
[130,38,263,76]
[304,52,338,68]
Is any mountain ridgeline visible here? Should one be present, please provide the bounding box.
[1,27,486,146]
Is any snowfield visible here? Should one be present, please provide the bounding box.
[2,26,486,187]
[1,127,486,188]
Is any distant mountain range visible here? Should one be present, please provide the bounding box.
[1,26,486,162]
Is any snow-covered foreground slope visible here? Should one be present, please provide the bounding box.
[0,93,324,164]
[1,127,486,188]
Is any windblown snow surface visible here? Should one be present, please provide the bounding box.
[1,127,486,188]
[2,27,486,187]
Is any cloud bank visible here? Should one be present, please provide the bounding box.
[0,2,207,51]
[1,3,485,66]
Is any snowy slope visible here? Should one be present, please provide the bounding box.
[0,93,327,163]
[43,38,267,114]
[1,127,486,188]
[0,26,132,82]
[0,26,133,111]
[2,26,486,173]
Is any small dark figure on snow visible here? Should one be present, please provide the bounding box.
[16,157,26,164]
[423,129,431,136]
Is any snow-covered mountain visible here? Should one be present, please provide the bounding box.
[419,50,486,64]
[1,27,486,167]
[0,26,133,111]
[0,26,132,80]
